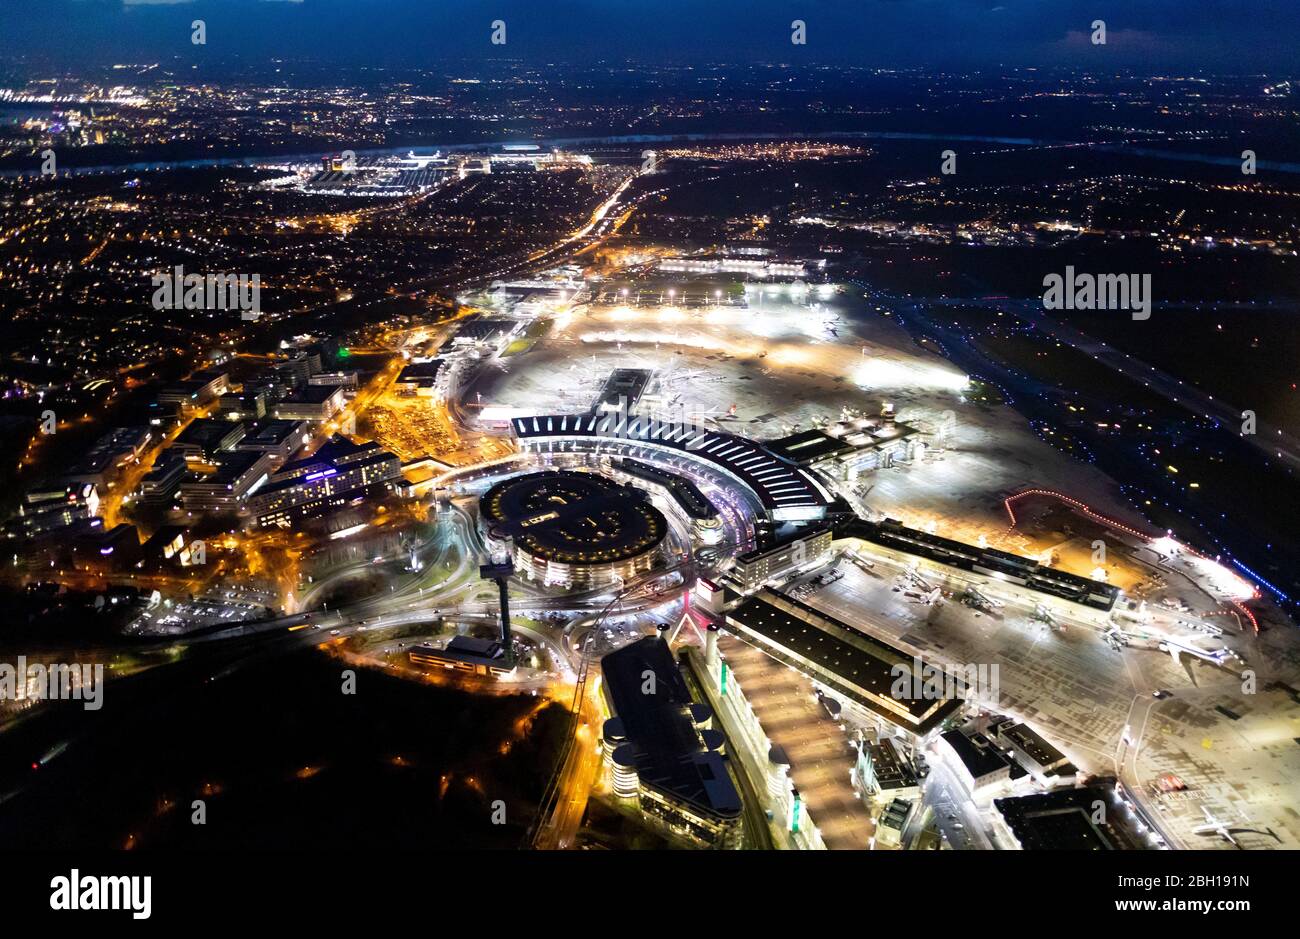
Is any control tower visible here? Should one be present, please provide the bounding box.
[479,540,516,665]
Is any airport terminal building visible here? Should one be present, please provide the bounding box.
[724,588,964,741]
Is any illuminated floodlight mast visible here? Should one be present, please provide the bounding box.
[1149,532,1252,599]
[1151,534,1181,557]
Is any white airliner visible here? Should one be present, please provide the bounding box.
[1192,807,1240,846]
[1157,635,1232,667]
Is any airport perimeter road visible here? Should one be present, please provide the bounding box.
[532,676,603,850]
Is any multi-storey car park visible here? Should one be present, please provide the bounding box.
[478,469,670,588]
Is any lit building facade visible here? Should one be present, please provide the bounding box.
[727,525,833,592]
[249,436,402,527]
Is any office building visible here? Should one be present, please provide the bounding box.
[13,483,100,536]
[217,390,267,421]
[857,737,921,801]
[408,637,516,678]
[136,454,187,506]
[273,384,346,422]
[158,369,229,408]
[249,436,402,528]
[234,419,311,463]
[65,426,154,488]
[727,524,833,591]
[937,729,1012,800]
[172,419,246,462]
[179,450,275,512]
[600,637,742,848]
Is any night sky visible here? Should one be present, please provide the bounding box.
[2,0,1298,71]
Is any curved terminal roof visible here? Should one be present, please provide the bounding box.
[480,469,667,566]
[510,412,833,518]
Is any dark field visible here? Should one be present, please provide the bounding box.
[0,647,568,849]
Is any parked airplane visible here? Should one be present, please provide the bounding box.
[1191,806,1278,848]
[1192,807,1241,846]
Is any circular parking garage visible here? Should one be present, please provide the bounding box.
[479,469,669,588]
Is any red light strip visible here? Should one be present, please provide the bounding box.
[1003,488,1153,539]
[1003,488,1259,634]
